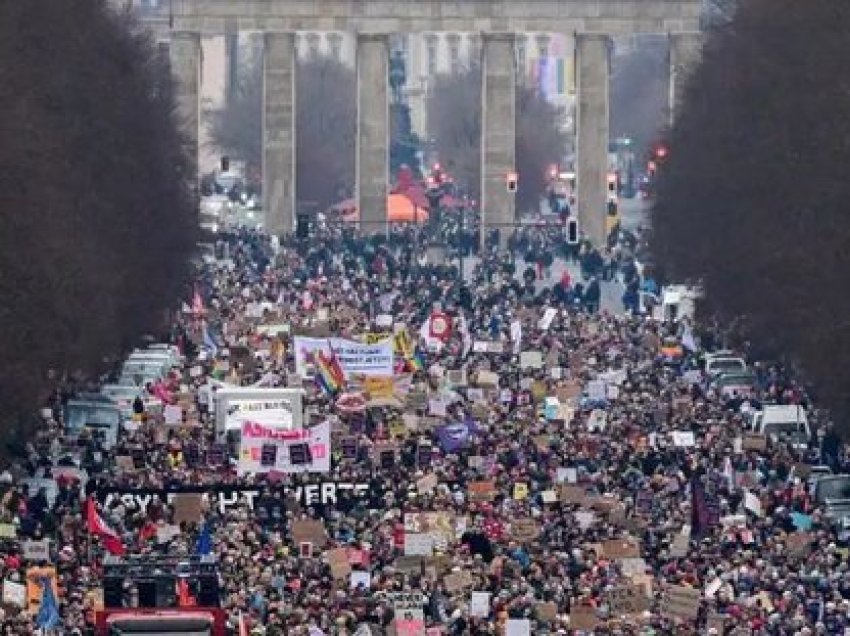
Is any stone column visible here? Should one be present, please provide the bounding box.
[170,31,202,177]
[669,32,703,125]
[262,32,297,237]
[480,33,517,247]
[225,20,239,104]
[575,33,611,247]
[356,34,390,234]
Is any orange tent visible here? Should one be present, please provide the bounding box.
[339,194,429,223]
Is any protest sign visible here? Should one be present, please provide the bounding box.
[404,533,434,556]
[608,584,651,616]
[671,431,696,447]
[291,519,327,547]
[22,540,50,562]
[538,307,557,330]
[238,421,331,475]
[2,579,26,608]
[669,534,690,558]
[505,619,531,636]
[536,601,557,621]
[519,351,543,369]
[326,548,352,579]
[662,585,701,620]
[172,493,203,524]
[0,524,16,539]
[785,532,812,559]
[470,591,490,617]
[511,519,540,542]
[294,337,393,378]
[601,539,641,559]
[26,566,59,615]
[363,376,394,399]
[350,571,371,589]
[163,404,183,425]
[742,432,767,451]
[467,481,496,501]
[569,604,598,630]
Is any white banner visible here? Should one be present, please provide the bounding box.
[238,421,331,475]
[294,337,393,379]
[226,398,294,431]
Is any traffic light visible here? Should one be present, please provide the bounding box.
[654,145,668,160]
[566,218,579,244]
[607,200,618,217]
[221,156,230,172]
[296,212,309,239]
[506,171,518,193]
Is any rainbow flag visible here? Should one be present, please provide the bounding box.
[406,348,425,372]
[315,349,345,395]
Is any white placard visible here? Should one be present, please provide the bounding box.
[506,619,531,636]
[376,314,393,327]
[164,404,183,426]
[350,571,371,589]
[404,533,434,556]
[2,579,26,607]
[672,431,696,447]
[587,380,606,401]
[470,591,491,617]
[519,351,543,369]
[22,539,50,562]
[538,307,557,330]
[238,421,331,475]
[293,336,393,379]
[744,490,762,517]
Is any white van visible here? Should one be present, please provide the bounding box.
[752,405,810,450]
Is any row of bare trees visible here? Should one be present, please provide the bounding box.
[208,59,567,214]
[0,0,197,448]
[651,0,850,423]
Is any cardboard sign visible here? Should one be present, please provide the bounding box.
[443,571,473,593]
[291,519,328,547]
[394,556,425,573]
[669,534,690,558]
[511,519,540,543]
[601,539,641,559]
[662,585,701,620]
[569,604,598,630]
[468,481,496,502]
[0,524,16,539]
[172,493,203,524]
[416,474,439,495]
[475,371,499,387]
[785,532,812,559]
[326,548,352,579]
[608,584,651,615]
[559,485,588,505]
[742,432,767,451]
[557,383,582,402]
[536,601,557,621]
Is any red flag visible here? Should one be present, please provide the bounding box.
[86,498,125,556]
[138,520,157,546]
[176,578,196,607]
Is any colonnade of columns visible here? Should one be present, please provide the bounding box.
[168,30,702,245]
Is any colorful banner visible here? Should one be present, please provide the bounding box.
[294,337,393,379]
[238,421,331,475]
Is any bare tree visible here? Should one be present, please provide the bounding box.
[428,65,568,213]
[0,0,196,448]
[651,0,850,424]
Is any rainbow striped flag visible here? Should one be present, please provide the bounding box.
[315,349,346,395]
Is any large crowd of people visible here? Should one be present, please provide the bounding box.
[1,224,849,636]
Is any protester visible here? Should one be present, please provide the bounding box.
[0,223,848,636]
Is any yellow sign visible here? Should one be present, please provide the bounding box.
[362,333,393,346]
[513,483,529,500]
[394,328,414,358]
[363,375,394,399]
